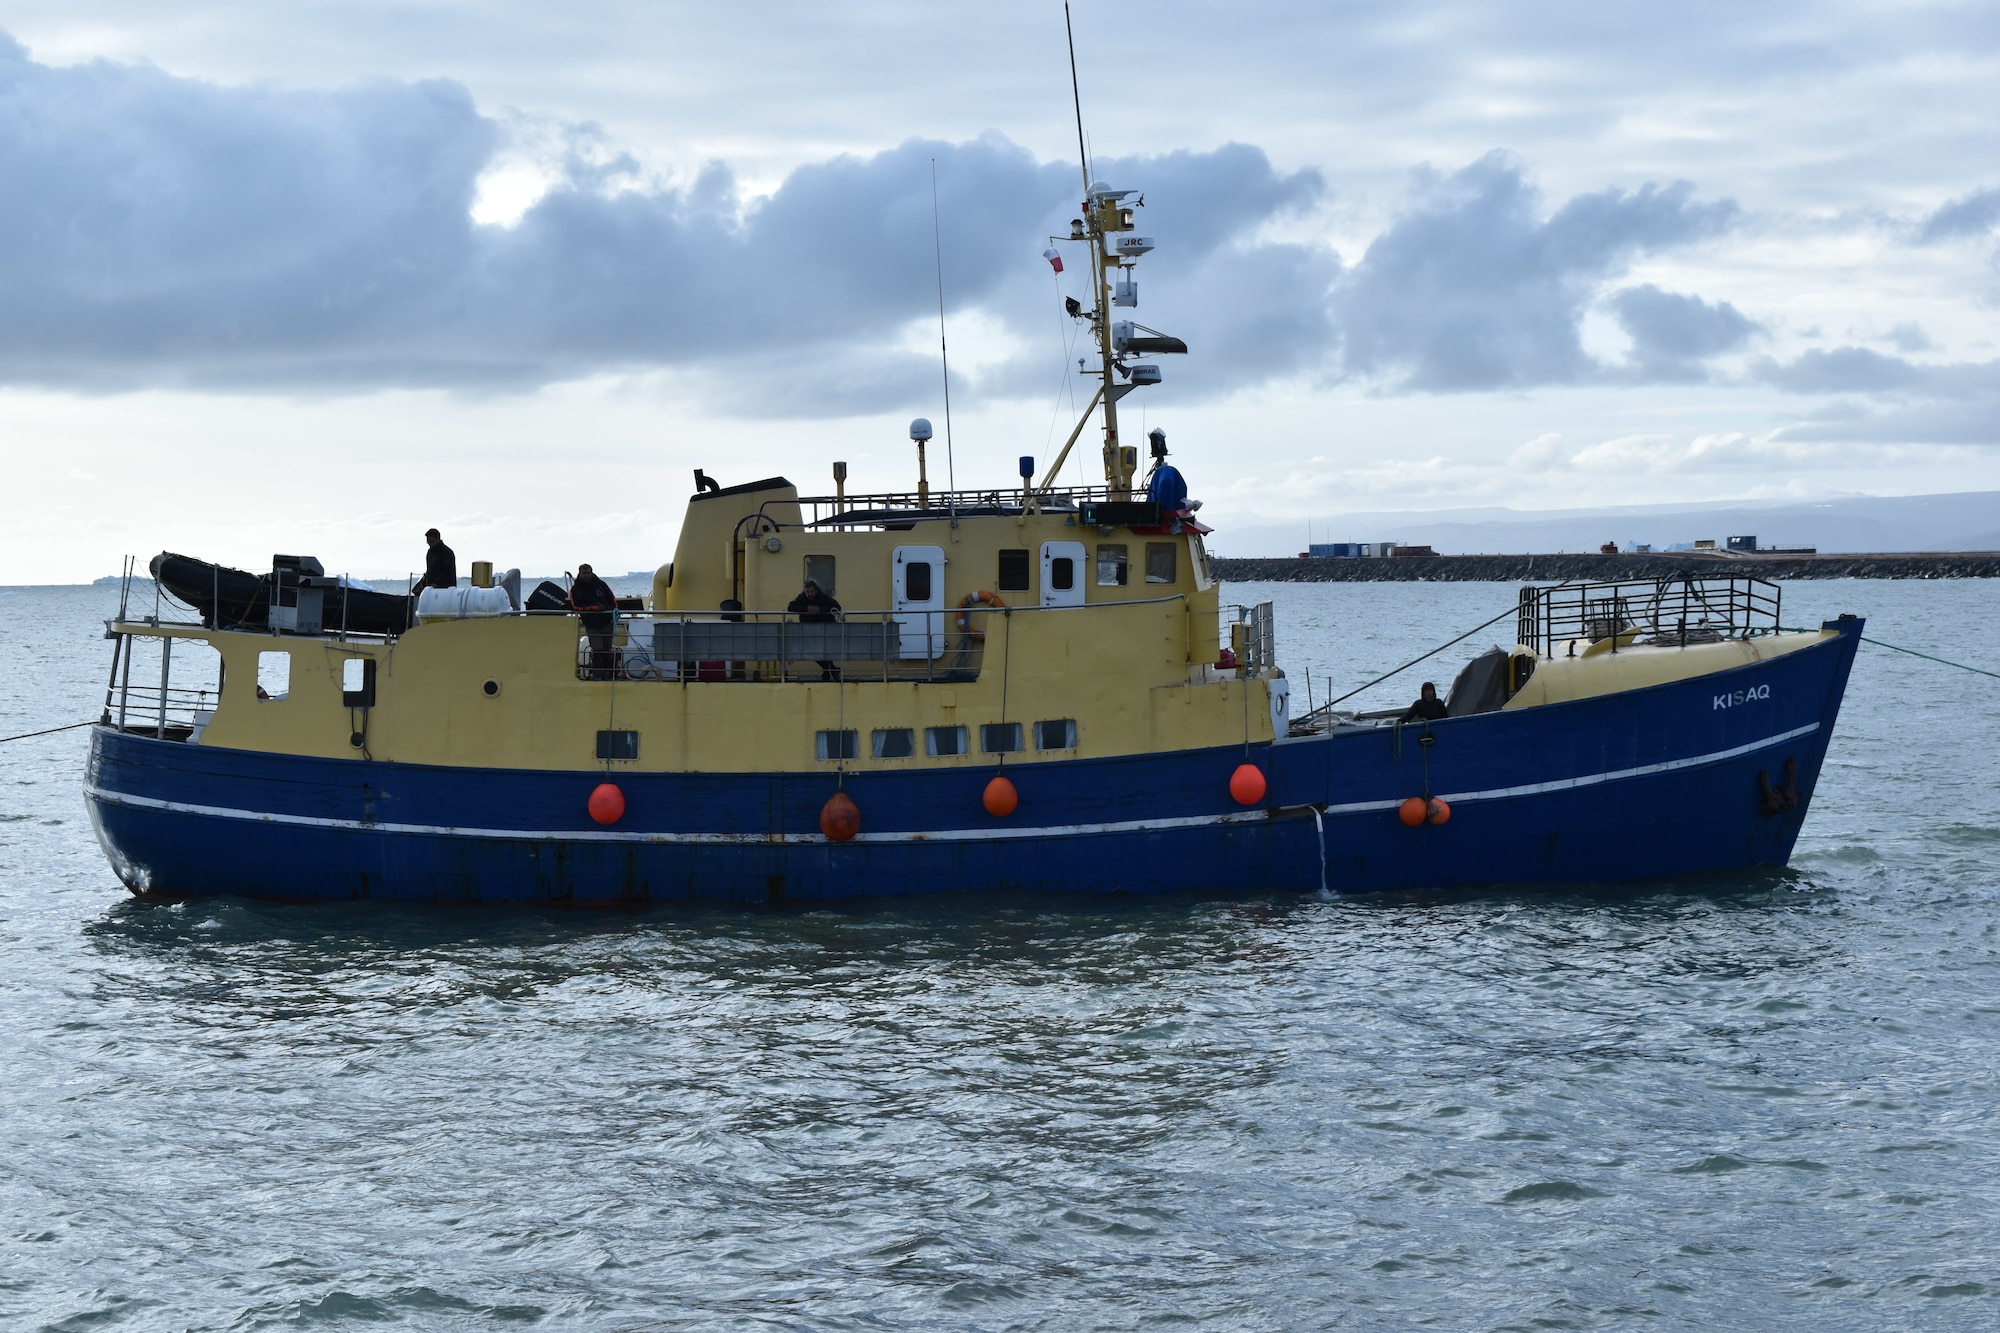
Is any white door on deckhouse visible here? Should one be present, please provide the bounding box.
[892,545,946,659]
[1040,541,1086,609]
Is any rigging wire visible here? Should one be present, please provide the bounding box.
[1043,269,1081,459]
[930,159,956,495]
[1317,594,1566,713]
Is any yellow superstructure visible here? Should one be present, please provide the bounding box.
[123,477,1266,775]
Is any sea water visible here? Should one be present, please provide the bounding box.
[1,578,1996,1330]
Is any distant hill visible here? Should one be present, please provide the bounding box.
[1214,491,2000,558]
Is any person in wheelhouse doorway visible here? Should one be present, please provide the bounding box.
[788,578,843,681]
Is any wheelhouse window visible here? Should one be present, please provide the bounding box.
[1145,542,1177,585]
[1034,719,1077,750]
[816,729,858,760]
[340,657,376,707]
[1096,544,1128,586]
[997,549,1030,591]
[804,554,837,596]
[872,728,915,759]
[981,722,1022,754]
[926,725,967,756]
[256,650,290,700]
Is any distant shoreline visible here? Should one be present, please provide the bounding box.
[8,552,1995,592]
[1217,551,2000,581]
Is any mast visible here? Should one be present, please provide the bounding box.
[1038,5,1182,501]
[1063,5,1125,496]
[1093,189,1128,496]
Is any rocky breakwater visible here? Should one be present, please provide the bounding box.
[1215,551,2000,582]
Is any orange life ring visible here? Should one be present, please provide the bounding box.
[955,590,1005,640]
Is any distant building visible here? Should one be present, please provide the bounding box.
[1693,539,1718,550]
[1309,542,1404,558]
[1391,544,1436,558]
[1726,535,1757,553]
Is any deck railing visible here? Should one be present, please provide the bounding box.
[1516,575,1781,656]
[584,609,988,683]
[790,485,1120,528]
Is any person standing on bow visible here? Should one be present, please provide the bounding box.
[569,563,617,678]
[1401,681,1450,723]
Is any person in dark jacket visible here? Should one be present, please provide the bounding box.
[570,563,617,677]
[416,529,457,592]
[787,579,842,680]
[1401,681,1449,722]
[1143,428,1189,532]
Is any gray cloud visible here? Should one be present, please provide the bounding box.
[1760,347,2000,446]
[1757,347,1925,395]
[1883,321,1934,354]
[0,32,1327,409]
[1915,187,2000,243]
[1329,153,1740,392]
[1607,284,1758,382]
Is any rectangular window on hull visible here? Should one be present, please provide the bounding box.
[1034,719,1077,750]
[981,722,1022,754]
[1096,544,1128,586]
[926,725,967,757]
[816,729,858,761]
[257,650,289,700]
[872,728,914,759]
[997,549,1030,591]
[596,730,639,761]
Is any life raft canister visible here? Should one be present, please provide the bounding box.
[956,591,1006,641]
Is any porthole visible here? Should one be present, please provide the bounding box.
[483,679,500,696]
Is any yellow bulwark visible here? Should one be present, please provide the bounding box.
[118,478,1270,774]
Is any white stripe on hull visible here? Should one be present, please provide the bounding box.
[85,721,1818,846]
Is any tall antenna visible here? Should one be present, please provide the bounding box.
[1064,2,1090,194]
[930,157,956,495]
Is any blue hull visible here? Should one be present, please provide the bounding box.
[84,621,1862,905]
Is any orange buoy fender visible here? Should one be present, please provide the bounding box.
[588,782,626,825]
[956,591,1006,641]
[1229,763,1267,806]
[1425,797,1451,826]
[820,790,861,842]
[1398,796,1428,827]
[982,775,1019,818]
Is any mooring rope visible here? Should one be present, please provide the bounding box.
[0,719,98,744]
[1779,627,1998,680]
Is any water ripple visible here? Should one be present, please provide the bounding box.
[4,580,1999,1328]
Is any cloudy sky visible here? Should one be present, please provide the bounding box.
[1,0,1995,580]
